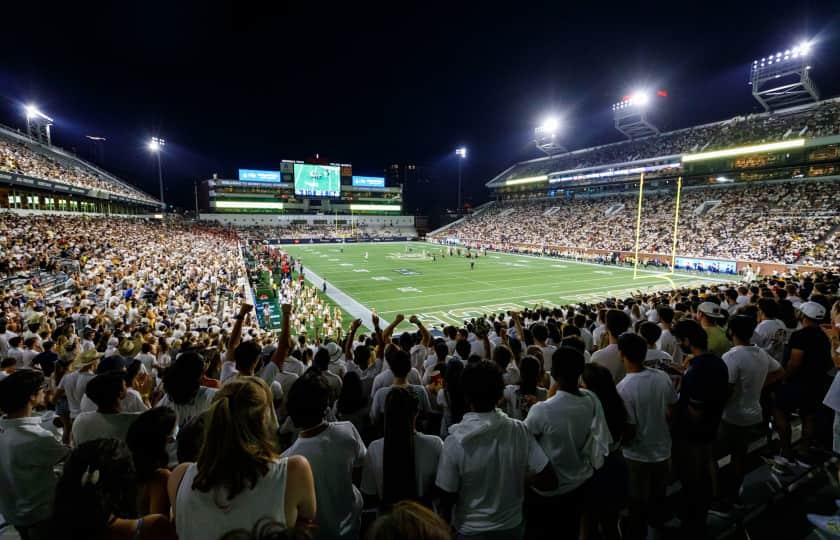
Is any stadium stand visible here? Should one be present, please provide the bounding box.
[493,98,840,185]
[0,126,158,206]
[434,179,840,267]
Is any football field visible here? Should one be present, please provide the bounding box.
[282,242,725,330]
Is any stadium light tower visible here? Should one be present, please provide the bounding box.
[455,147,467,212]
[612,90,660,140]
[148,137,166,211]
[534,116,566,155]
[750,40,818,111]
[24,104,53,146]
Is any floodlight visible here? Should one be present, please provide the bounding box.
[799,41,811,55]
[539,116,560,134]
[455,147,467,158]
[631,91,650,107]
[148,136,165,152]
[24,104,53,122]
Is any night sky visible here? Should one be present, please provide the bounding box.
[1,1,839,216]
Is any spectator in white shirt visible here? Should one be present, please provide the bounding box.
[656,305,683,366]
[370,349,431,425]
[436,361,556,538]
[7,336,25,368]
[616,333,677,540]
[524,347,612,539]
[284,370,367,539]
[754,298,787,362]
[0,370,70,538]
[638,322,673,369]
[574,314,594,352]
[157,352,217,429]
[361,386,443,508]
[591,309,631,383]
[72,371,140,446]
[720,315,784,503]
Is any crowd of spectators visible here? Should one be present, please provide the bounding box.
[0,215,838,539]
[237,223,417,243]
[498,99,840,183]
[435,179,840,267]
[0,137,157,204]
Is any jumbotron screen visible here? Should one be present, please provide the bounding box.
[293,164,341,198]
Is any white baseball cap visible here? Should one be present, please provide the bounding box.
[798,301,826,321]
[698,301,725,319]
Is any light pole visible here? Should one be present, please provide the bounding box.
[455,147,467,212]
[148,137,166,211]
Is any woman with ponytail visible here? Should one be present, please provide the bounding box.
[361,387,444,510]
[167,376,316,540]
[52,438,176,540]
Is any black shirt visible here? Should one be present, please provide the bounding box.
[786,325,833,385]
[672,352,729,443]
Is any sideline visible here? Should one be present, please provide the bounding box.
[302,267,389,331]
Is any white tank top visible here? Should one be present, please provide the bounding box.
[175,458,288,540]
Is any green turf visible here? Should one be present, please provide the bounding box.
[281,242,726,331]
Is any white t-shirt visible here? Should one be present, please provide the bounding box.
[157,386,218,428]
[58,370,96,419]
[283,422,366,539]
[80,388,148,414]
[135,352,157,373]
[754,319,787,362]
[360,432,443,500]
[259,362,300,397]
[590,344,626,383]
[370,385,432,424]
[435,410,549,534]
[722,345,781,426]
[657,328,683,365]
[524,389,611,496]
[579,328,594,352]
[71,411,140,446]
[617,368,677,463]
[220,361,238,382]
[370,367,422,398]
[644,348,673,368]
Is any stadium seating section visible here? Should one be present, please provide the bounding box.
[0,133,157,204]
[433,180,840,267]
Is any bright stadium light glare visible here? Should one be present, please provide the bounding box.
[24,104,53,122]
[631,91,650,107]
[799,41,812,55]
[148,136,165,152]
[539,116,560,134]
[455,147,467,158]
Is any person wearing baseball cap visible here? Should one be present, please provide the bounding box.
[772,300,832,466]
[695,302,732,358]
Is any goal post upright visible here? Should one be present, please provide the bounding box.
[669,176,683,274]
[632,172,645,279]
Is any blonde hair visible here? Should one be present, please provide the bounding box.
[192,376,280,500]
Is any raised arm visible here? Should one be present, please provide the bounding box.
[409,315,431,347]
[345,319,362,360]
[512,311,525,342]
[225,302,253,362]
[372,312,385,361]
[382,313,405,345]
[271,303,292,368]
